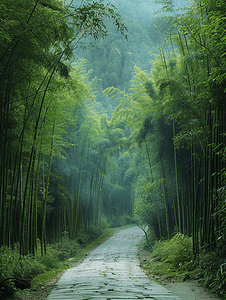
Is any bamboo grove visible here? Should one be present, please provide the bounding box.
[105,0,226,262]
[153,0,226,258]
[1,0,226,278]
[0,0,131,256]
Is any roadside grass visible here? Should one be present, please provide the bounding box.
[30,269,61,289]
[142,233,226,298]
[143,233,194,282]
[0,227,116,299]
[0,219,136,299]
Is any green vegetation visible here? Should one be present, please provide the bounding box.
[103,0,226,297]
[1,0,226,298]
[143,233,226,297]
[143,234,194,280]
[0,226,115,298]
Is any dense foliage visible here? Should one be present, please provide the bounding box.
[135,0,226,255]
[1,0,226,298]
[105,0,226,296]
[0,0,129,275]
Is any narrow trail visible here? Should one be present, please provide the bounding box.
[47,226,179,299]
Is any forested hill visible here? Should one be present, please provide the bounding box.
[1,0,226,298]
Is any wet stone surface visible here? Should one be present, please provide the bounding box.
[47,227,180,300]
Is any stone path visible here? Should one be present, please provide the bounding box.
[47,226,180,300]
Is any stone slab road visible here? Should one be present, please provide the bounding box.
[47,226,180,300]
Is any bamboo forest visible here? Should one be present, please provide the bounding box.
[1,0,226,298]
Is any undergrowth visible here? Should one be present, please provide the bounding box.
[143,234,194,281]
[196,250,226,297]
[0,225,115,299]
[143,233,226,298]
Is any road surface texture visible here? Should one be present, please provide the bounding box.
[47,226,180,300]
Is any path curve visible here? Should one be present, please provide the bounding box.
[47,226,180,299]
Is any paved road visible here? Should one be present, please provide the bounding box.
[47,226,180,299]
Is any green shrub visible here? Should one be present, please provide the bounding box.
[56,239,80,260]
[167,234,193,270]
[209,266,226,298]
[86,225,103,240]
[77,236,87,246]
[151,234,194,271]
[38,254,60,270]
[196,251,226,296]
[151,234,194,277]
[0,246,21,296]
[0,246,20,278]
[13,255,46,283]
[148,235,226,296]
[0,247,46,296]
[98,217,110,229]
[0,225,112,298]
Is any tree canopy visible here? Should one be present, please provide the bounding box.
[1,0,226,297]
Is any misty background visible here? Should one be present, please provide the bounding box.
[72,0,188,116]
